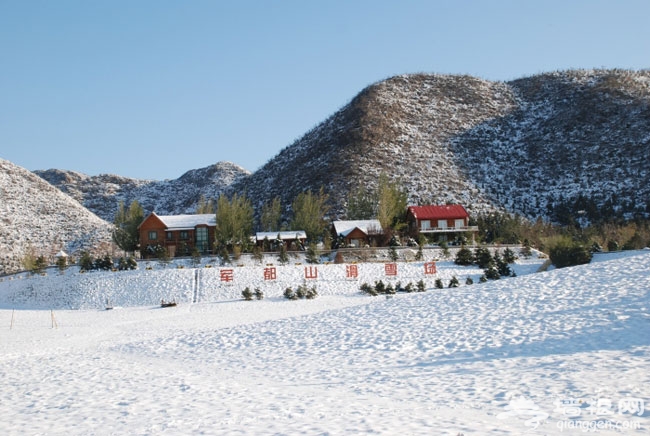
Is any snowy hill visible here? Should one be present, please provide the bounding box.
[233,69,650,221]
[0,251,648,434]
[0,158,114,275]
[36,161,250,221]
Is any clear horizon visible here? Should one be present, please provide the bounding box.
[1,0,648,180]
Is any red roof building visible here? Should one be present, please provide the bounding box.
[406,204,478,243]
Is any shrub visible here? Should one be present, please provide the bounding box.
[503,247,517,264]
[435,278,444,289]
[454,246,474,266]
[465,277,474,285]
[305,286,318,299]
[403,282,415,293]
[242,287,253,301]
[607,240,619,252]
[295,285,307,299]
[360,283,377,296]
[374,280,386,295]
[549,238,593,268]
[254,288,264,300]
[389,246,399,262]
[417,279,426,292]
[484,266,501,280]
[479,274,488,283]
[474,247,493,269]
[385,283,396,295]
[283,287,297,300]
[448,276,459,288]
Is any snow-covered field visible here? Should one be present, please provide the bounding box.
[0,251,649,435]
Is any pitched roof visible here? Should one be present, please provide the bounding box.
[332,220,383,237]
[142,213,216,230]
[407,205,469,220]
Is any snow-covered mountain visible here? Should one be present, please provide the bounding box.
[0,158,114,275]
[36,161,250,221]
[233,69,650,222]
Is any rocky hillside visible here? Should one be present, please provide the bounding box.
[232,69,650,224]
[0,159,114,275]
[36,162,250,222]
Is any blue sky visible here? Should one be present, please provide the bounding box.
[1,1,648,180]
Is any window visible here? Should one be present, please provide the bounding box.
[166,232,173,240]
[455,219,465,228]
[148,231,158,240]
[421,220,431,230]
[196,227,209,252]
[438,220,448,229]
[180,231,189,240]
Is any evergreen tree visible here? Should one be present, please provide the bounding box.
[454,246,474,265]
[278,243,289,264]
[305,243,319,264]
[79,251,94,271]
[503,247,517,264]
[494,251,512,277]
[474,246,494,269]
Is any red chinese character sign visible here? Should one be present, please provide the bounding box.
[220,269,234,282]
[384,263,397,277]
[304,266,318,280]
[263,267,277,281]
[346,264,358,279]
[424,261,437,275]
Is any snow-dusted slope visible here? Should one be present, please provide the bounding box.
[36,161,250,220]
[234,69,650,222]
[0,252,647,434]
[0,158,114,275]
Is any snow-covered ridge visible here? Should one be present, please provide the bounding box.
[35,161,250,221]
[0,158,113,275]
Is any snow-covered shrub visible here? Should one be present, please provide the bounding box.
[549,238,592,268]
[417,279,426,292]
[255,288,264,300]
[360,283,377,296]
[242,287,253,301]
[454,246,474,266]
[435,278,444,289]
[283,287,297,300]
[448,276,459,288]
